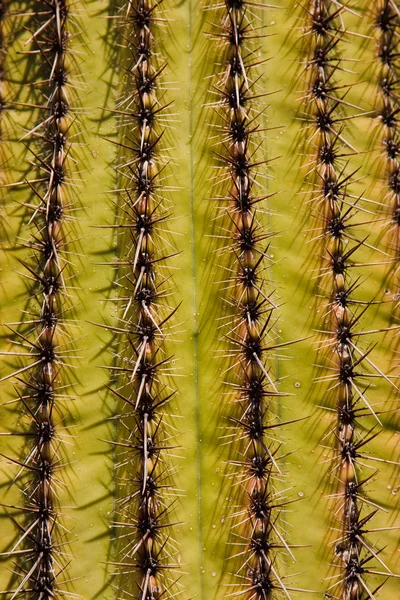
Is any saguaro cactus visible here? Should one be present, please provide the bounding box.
[0,1,399,599]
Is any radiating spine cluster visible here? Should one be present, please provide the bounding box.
[107,1,182,598]
[1,0,77,596]
[298,1,397,597]
[209,2,297,597]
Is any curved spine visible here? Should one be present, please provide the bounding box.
[208,2,297,598]
[297,1,398,597]
[106,1,183,598]
[0,1,78,596]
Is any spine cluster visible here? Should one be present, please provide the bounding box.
[108,1,181,598]
[2,0,76,596]
[209,2,295,598]
[299,1,396,597]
